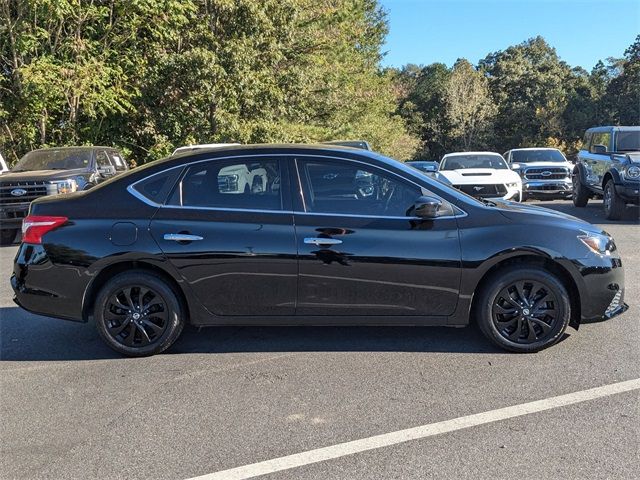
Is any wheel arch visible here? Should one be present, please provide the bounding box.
[469,254,581,329]
[82,260,191,323]
[601,169,621,189]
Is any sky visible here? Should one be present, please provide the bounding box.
[379,0,640,70]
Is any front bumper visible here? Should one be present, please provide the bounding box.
[614,182,640,204]
[523,180,572,197]
[0,203,29,230]
[568,252,628,323]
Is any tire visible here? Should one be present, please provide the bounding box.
[94,271,186,357]
[0,229,17,246]
[475,266,571,353]
[572,171,589,207]
[520,193,527,202]
[603,179,626,221]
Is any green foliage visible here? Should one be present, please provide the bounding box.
[0,0,417,164]
[396,36,639,160]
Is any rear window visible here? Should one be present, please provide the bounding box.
[131,169,182,205]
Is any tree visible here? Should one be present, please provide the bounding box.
[603,35,640,125]
[443,59,495,150]
[0,0,419,164]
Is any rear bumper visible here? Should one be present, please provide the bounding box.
[11,244,86,322]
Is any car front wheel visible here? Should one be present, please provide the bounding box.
[603,179,626,220]
[572,172,589,207]
[94,271,186,357]
[475,266,571,353]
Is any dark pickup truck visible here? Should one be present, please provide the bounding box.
[573,126,640,220]
[0,146,128,244]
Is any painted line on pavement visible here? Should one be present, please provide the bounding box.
[186,378,640,480]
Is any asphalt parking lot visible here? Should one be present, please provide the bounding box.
[1,200,639,480]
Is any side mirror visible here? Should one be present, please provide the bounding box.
[591,144,607,154]
[98,165,116,177]
[413,196,442,219]
[511,163,521,170]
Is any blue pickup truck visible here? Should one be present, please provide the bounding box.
[572,126,640,220]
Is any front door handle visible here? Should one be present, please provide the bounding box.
[304,237,343,246]
[163,233,204,242]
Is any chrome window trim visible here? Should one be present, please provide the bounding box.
[126,153,468,220]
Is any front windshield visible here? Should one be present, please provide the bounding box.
[440,154,507,170]
[511,149,566,163]
[615,131,640,152]
[13,149,92,171]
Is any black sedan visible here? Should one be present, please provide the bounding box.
[11,145,627,356]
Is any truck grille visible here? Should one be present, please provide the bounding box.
[0,181,48,205]
[454,184,507,198]
[524,167,569,180]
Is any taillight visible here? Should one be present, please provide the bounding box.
[22,215,68,244]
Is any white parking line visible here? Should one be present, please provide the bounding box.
[186,378,640,480]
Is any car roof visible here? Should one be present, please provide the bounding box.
[586,126,640,133]
[29,146,113,152]
[442,151,503,157]
[508,147,561,152]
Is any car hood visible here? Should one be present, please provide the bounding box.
[492,199,602,234]
[625,153,640,163]
[0,169,88,182]
[516,161,571,169]
[436,168,520,185]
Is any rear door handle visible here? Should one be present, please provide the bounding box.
[304,237,343,246]
[163,233,204,242]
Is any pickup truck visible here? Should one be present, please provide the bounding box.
[573,126,640,220]
[0,146,128,244]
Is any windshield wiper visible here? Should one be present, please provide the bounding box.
[615,149,640,152]
[10,169,31,172]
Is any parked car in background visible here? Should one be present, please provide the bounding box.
[172,143,240,155]
[11,144,626,356]
[0,153,8,174]
[322,140,372,150]
[573,126,640,220]
[503,148,572,201]
[0,146,128,245]
[406,160,439,175]
[436,152,522,201]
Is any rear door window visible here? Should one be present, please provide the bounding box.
[167,158,283,211]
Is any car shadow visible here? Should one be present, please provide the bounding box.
[529,200,640,225]
[0,306,515,361]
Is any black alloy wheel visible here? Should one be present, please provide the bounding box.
[491,280,559,344]
[476,266,571,352]
[95,271,185,356]
[104,286,169,347]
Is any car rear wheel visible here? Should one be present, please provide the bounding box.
[572,172,589,207]
[603,180,625,220]
[0,229,17,246]
[94,271,185,357]
[475,266,571,353]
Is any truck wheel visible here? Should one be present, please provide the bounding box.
[94,271,186,357]
[0,229,17,245]
[572,173,589,207]
[475,266,571,353]
[603,180,626,220]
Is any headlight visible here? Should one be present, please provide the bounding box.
[577,232,615,256]
[506,182,519,188]
[49,179,78,194]
[623,165,640,179]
